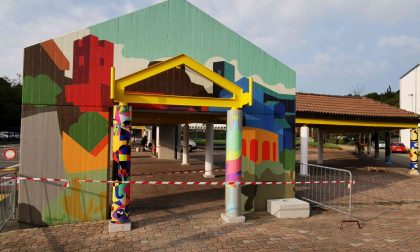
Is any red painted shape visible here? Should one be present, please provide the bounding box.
[272,143,277,161]
[65,35,114,111]
[90,135,109,156]
[262,141,270,161]
[250,139,258,163]
[41,40,70,70]
[242,139,247,156]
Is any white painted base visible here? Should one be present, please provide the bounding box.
[267,198,310,219]
[409,169,419,175]
[203,174,215,178]
[221,213,245,223]
[108,221,131,232]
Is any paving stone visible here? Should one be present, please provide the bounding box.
[1,149,420,250]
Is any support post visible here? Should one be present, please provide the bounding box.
[367,133,372,156]
[300,126,309,175]
[182,124,189,165]
[317,128,324,165]
[204,122,215,178]
[109,104,132,232]
[146,127,151,147]
[221,109,245,223]
[151,126,157,158]
[409,128,419,175]
[385,131,391,164]
[156,126,160,158]
[374,132,379,160]
[176,125,182,160]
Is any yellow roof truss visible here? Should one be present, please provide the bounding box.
[110,54,252,109]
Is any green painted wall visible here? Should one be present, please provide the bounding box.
[89,0,295,89]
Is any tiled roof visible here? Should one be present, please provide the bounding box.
[296,93,420,119]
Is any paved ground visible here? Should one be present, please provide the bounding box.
[1,147,420,251]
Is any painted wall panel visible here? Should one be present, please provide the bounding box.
[19,105,109,225]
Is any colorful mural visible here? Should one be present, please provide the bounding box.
[20,0,296,225]
[20,34,113,225]
[211,61,295,211]
[111,105,132,223]
[225,109,242,216]
[409,129,419,174]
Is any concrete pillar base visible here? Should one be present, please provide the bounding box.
[108,221,131,232]
[409,169,419,175]
[221,213,245,224]
[203,174,215,178]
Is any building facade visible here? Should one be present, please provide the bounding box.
[400,64,420,147]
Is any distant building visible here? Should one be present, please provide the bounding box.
[400,64,420,147]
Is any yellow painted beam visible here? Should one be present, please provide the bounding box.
[120,93,241,108]
[117,54,242,94]
[296,117,418,129]
[112,54,253,109]
[110,66,115,99]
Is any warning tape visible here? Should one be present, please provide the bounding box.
[135,168,225,176]
[3,176,355,189]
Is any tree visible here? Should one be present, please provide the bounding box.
[0,75,22,132]
[365,85,399,107]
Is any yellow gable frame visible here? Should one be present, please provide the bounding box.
[111,54,252,109]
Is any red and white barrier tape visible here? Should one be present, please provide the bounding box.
[3,176,355,188]
[135,168,225,176]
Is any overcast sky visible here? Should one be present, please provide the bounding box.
[1,0,419,95]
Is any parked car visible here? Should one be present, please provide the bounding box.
[189,140,197,151]
[181,140,197,152]
[378,141,385,149]
[391,142,406,153]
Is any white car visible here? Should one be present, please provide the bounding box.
[372,141,386,149]
[181,140,197,152]
[379,141,385,149]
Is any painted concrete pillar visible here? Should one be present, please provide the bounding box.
[151,126,157,158]
[156,126,160,158]
[176,125,182,160]
[204,122,215,178]
[110,104,132,232]
[221,109,245,223]
[374,132,380,160]
[409,128,419,175]
[300,126,309,175]
[385,131,391,164]
[182,124,189,165]
[317,128,323,165]
[367,133,372,156]
[146,127,151,146]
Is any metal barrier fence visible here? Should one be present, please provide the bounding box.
[295,162,357,227]
[0,170,17,231]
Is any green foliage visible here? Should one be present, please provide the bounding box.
[365,85,399,107]
[0,76,22,131]
[22,74,62,105]
[68,113,108,152]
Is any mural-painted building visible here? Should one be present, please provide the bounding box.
[20,0,296,226]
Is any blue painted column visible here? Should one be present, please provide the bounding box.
[221,109,245,223]
[385,131,391,164]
